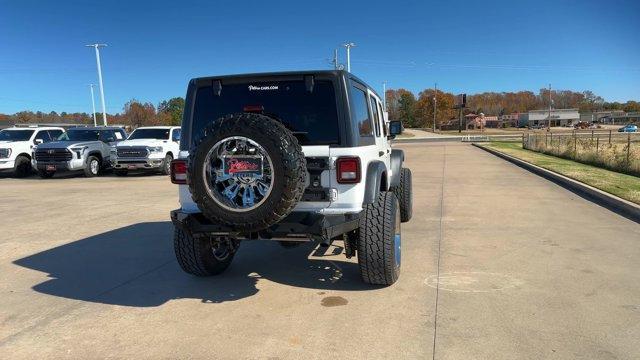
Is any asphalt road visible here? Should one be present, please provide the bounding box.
[1,143,639,359]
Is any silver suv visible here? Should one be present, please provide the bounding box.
[33,126,127,178]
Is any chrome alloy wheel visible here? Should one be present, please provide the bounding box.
[202,136,274,212]
[90,159,99,175]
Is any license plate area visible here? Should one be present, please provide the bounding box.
[128,165,137,169]
[222,155,263,177]
[46,165,56,171]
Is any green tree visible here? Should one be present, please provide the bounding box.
[397,90,418,127]
[158,97,185,126]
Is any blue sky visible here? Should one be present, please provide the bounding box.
[1,0,639,114]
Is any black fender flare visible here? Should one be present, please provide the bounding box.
[363,160,387,205]
[390,149,404,188]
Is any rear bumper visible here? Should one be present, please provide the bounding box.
[170,209,360,240]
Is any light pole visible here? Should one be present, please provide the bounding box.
[548,83,552,129]
[343,42,356,72]
[433,83,437,132]
[86,43,108,126]
[382,81,387,111]
[88,84,97,126]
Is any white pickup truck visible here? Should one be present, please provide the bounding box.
[111,126,181,176]
[0,126,65,177]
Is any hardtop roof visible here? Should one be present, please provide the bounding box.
[190,70,381,99]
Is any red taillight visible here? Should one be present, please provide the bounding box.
[171,159,187,184]
[336,157,361,184]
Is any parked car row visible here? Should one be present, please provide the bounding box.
[0,125,180,178]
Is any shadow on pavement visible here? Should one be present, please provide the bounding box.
[14,221,371,307]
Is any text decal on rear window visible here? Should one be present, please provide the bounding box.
[248,85,279,91]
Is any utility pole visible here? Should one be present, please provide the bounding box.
[433,83,437,132]
[343,42,356,72]
[382,81,387,111]
[88,84,97,126]
[332,49,338,70]
[548,83,552,129]
[86,43,108,126]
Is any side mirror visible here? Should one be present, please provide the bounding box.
[34,139,44,145]
[388,120,403,138]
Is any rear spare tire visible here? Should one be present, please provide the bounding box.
[188,113,306,232]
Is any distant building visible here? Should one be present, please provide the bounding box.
[499,113,520,128]
[580,110,626,124]
[465,113,498,130]
[607,112,640,124]
[525,109,579,127]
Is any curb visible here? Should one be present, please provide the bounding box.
[473,143,640,223]
[393,137,462,143]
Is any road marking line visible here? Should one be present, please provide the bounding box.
[432,144,446,360]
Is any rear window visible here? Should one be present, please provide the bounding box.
[192,80,339,146]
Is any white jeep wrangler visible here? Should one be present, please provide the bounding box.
[0,126,65,177]
[170,71,412,285]
[111,126,181,176]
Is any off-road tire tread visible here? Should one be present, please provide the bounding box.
[392,167,413,222]
[357,191,400,285]
[187,113,306,232]
[173,227,234,276]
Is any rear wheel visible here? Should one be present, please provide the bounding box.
[38,170,55,179]
[357,191,401,285]
[161,153,173,175]
[14,155,32,178]
[84,156,100,177]
[173,227,239,276]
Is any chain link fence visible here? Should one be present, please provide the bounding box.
[523,131,640,176]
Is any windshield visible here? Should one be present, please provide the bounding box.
[128,128,170,140]
[58,129,100,141]
[0,129,34,142]
[192,80,339,146]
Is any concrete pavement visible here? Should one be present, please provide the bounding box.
[1,143,639,359]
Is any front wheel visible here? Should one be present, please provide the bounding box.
[160,154,173,175]
[357,191,401,286]
[173,227,239,276]
[84,156,100,177]
[14,155,33,178]
[392,168,413,223]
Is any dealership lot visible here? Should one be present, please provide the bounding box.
[1,142,639,359]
